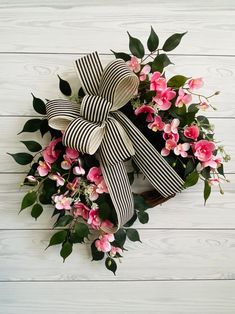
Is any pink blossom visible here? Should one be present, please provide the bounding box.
[148,115,165,132]
[150,72,167,91]
[126,56,140,73]
[134,104,155,122]
[188,78,203,91]
[65,147,79,160]
[87,209,101,229]
[174,143,190,158]
[66,177,80,196]
[175,88,192,107]
[139,64,151,81]
[161,139,177,156]
[87,184,99,201]
[53,195,73,210]
[73,165,85,176]
[197,157,222,172]
[49,172,65,186]
[153,88,176,111]
[73,202,90,220]
[197,101,209,110]
[87,167,102,184]
[96,179,108,194]
[184,125,200,140]
[95,233,115,253]
[26,175,37,183]
[193,140,216,162]
[208,178,221,186]
[164,119,180,134]
[101,219,114,230]
[42,138,62,164]
[37,161,51,176]
[110,246,122,257]
[163,131,179,143]
[61,155,72,170]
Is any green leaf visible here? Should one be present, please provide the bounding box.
[105,257,117,275]
[134,194,148,211]
[91,240,105,261]
[217,164,224,176]
[31,93,46,115]
[147,26,159,52]
[20,191,37,212]
[74,222,90,239]
[58,75,72,96]
[18,118,42,134]
[127,32,145,59]
[126,228,141,242]
[197,115,210,129]
[188,103,199,113]
[46,230,67,249]
[184,171,199,188]
[54,215,73,228]
[162,32,187,52]
[20,140,42,152]
[8,152,33,165]
[31,203,43,220]
[110,50,131,61]
[184,159,195,177]
[98,202,112,221]
[167,75,188,88]
[138,211,149,224]
[60,241,73,262]
[201,167,211,179]
[204,180,211,205]
[123,211,137,227]
[114,228,126,249]
[151,54,172,73]
[127,172,135,185]
[39,119,49,137]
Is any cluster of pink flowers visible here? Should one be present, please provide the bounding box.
[95,233,122,257]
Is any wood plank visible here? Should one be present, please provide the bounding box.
[1,117,234,172]
[0,0,235,55]
[1,281,235,314]
[1,173,234,229]
[1,229,235,280]
[0,54,234,117]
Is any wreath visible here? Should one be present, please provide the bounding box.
[8,27,229,274]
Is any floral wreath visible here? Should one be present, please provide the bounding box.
[9,27,230,274]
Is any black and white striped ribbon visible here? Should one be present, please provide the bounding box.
[46,52,184,233]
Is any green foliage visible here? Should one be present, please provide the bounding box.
[31,93,46,115]
[167,75,188,88]
[204,180,211,205]
[147,26,159,52]
[18,118,42,134]
[46,230,67,249]
[134,194,148,211]
[137,211,149,224]
[162,32,187,51]
[127,172,135,185]
[57,75,72,96]
[126,228,141,242]
[184,171,199,188]
[123,211,137,227]
[31,203,43,220]
[105,257,117,275]
[110,50,131,61]
[91,240,105,261]
[20,140,42,152]
[184,159,195,177]
[151,53,172,73]
[197,115,210,129]
[8,152,33,165]
[188,103,199,114]
[60,241,73,262]
[74,222,90,239]
[54,215,74,228]
[20,191,37,212]
[114,228,126,249]
[127,32,145,59]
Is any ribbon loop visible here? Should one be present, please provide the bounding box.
[80,95,112,123]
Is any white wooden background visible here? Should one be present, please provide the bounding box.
[0,1,235,313]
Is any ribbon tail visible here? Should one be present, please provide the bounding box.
[112,111,185,198]
[97,150,134,233]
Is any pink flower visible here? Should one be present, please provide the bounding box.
[87,184,99,201]
[161,139,177,156]
[110,246,122,257]
[134,105,155,122]
[53,195,73,210]
[150,72,167,91]
[73,202,90,220]
[43,138,62,164]
[96,179,108,194]
[73,165,85,176]
[175,88,192,107]
[197,101,209,110]
[95,233,115,253]
[184,125,200,140]
[208,178,221,186]
[49,172,65,186]
[197,157,222,172]
[153,88,176,111]
[174,143,190,158]
[101,219,114,229]
[163,131,179,143]
[188,78,203,91]
[193,140,216,162]
[139,64,151,81]
[164,118,180,134]
[61,155,72,170]
[87,209,101,229]
[65,147,79,160]
[126,56,140,73]
[148,115,165,132]
[66,177,80,196]
[37,161,51,176]
[87,167,102,184]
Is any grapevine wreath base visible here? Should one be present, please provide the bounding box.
[9,27,229,274]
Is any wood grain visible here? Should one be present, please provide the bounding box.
[1,281,235,314]
[0,54,234,117]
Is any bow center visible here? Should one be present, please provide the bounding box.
[80,95,112,123]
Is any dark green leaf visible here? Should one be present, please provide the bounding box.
[152,54,172,72]
[114,228,126,249]
[60,241,73,262]
[58,75,72,96]
[8,152,33,165]
[217,164,224,176]
[46,230,67,249]
[20,140,42,152]
[127,172,135,185]
[123,211,137,227]
[31,93,46,115]
[184,171,199,188]
[54,215,73,228]
[127,32,145,59]
[167,75,188,88]
[126,228,141,242]
[197,115,210,129]
[98,202,112,221]
[31,203,43,220]
[138,211,149,224]
[110,50,131,61]
[204,180,211,205]
[147,26,159,52]
[74,222,90,239]
[162,32,187,52]
[184,159,195,177]
[39,119,49,137]
[20,191,37,211]
[91,240,105,261]
[188,103,199,113]
[134,194,148,211]
[18,118,42,134]
[105,257,117,275]
[201,167,211,179]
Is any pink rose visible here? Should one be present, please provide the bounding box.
[148,115,165,132]
[65,147,79,159]
[134,104,155,122]
[42,137,62,164]
[184,125,200,140]
[150,72,167,91]
[188,78,203,91]
[193,140,216,162]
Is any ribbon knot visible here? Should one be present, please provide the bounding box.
[46,51,185,233]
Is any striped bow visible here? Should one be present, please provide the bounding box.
[46,51,184,233]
